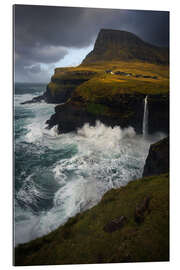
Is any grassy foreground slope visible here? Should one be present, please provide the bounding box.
[15,173,169,265]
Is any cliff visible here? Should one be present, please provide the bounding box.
[143,137,169,177]
[44,69,98,103]
[46,93,169,134]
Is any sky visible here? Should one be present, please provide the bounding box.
[14,5,169,83]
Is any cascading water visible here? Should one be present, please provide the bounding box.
[143,96,148,137]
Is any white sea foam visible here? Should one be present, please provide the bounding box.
[77,121,136,150]
[25,122,59,143]
[16,174,48,210]
[17,122,147,243]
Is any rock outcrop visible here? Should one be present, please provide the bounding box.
[44,69,97,103]
[103,216,127,233]
[134,196,151,224]
[21,94,45,105]
[46,94,144,133]
[143,137,169,177]
[46,93,169,134]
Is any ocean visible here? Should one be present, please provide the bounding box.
[14,83,165,246]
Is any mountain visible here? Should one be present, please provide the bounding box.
[82,29,169,65]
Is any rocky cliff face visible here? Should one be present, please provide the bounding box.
[82,29,169,65]
[44,69,97,103]
[148,95,169,134]
[46,93,169,134]
[143,137,169,177]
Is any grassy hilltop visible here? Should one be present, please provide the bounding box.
[72,61,169,103]
[47,59,169,103]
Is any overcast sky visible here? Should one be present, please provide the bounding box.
[14,5,169,83]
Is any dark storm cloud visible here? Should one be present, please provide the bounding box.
[14,5,169,48]
[14,5,169,82]
[16,44,68,65]
[120,10,169,47]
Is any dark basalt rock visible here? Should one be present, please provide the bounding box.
[46,99,143,134]
[46,93,169,135]
[143,137,169,177]
[44,84,74,104]
[46,103,96,132]
[147,95,169,134]
[103,216,127,233]
[43,70,97,104]
[134,196,151,224]
[21,94,45,105]
[44,80,89,104]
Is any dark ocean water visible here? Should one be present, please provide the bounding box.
[14,83,165,246]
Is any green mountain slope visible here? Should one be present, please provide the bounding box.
[82,29,169,65]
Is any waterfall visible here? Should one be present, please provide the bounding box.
[143,96,148,137]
